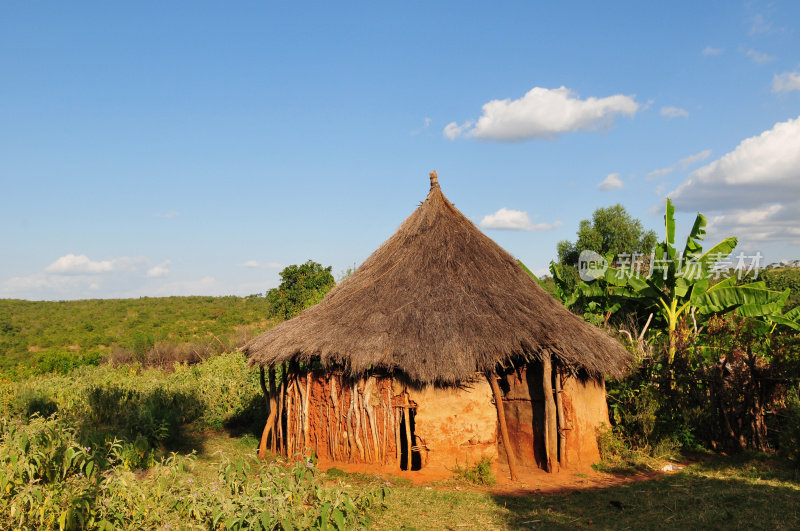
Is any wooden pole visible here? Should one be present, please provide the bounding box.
[486,370,519,481]
[258,367,277,459]
[303,372,311,451]
[394,408,401,469]
[554,366,567,468]
[403,402,412,471]
[542,352,558,473]
[277,375,285,455]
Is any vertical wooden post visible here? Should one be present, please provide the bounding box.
[554,366,567,468]
[403,402,412,471]
[303,372,312,451]
[486,370,519,481]
[277,374,285,455]
[394,408,401,469]
[258,367,278,459]
[542,351,558,473]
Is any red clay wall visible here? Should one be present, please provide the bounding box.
[498,364,608,469]
[407,378,498,468]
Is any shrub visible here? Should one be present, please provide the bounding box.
[453,456,496,486]
[779,391,800,466]
[0,415,389,530]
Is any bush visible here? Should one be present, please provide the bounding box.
[0,415,389,530]
[779,391,800,466]
[453,456,496,486]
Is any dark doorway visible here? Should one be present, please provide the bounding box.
[398,408,422,471]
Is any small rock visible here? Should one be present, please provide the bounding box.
[661,463,684,472]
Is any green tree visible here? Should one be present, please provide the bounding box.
[581,199,789,364]
[557,204,657,266]
[552,204,657,306]
[266,260,335,319]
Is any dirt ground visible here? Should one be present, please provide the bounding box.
[316,458,670,495]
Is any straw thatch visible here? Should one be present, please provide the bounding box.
[245,173,630,384]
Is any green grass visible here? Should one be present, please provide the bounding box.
[369,454,800,530]
[0,296,275,379]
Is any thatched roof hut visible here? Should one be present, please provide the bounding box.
[245,172,630,478]
[246,172,628,382]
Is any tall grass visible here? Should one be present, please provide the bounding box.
[0,415,389,530]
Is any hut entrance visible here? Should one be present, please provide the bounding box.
[398,407,422,471]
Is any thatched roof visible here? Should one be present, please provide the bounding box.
[245,172,630,384]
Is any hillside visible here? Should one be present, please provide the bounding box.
[0,296,275,378]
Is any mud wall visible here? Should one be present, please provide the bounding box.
[497,363,608,469]
[407,377,498,468]
[498,365,545,468]
[561,375,608,467]
[268,370,498,470]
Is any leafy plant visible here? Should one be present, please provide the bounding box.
[266,260,336,319]
[453,456,496,486]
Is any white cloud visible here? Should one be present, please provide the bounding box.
[443,120,473,140]
[444,86,639,141]
[44,254,145,275]
[479,208,562,231]
[702,46,723,56]
[660,106,689,119]
[146,260,172,278]
[772,71,800,93]
[750,14,771,36]
[745,49,776,64]
[151,276,218,296]
[410,117,432,135]
[646,149,711,180]
[677,149,712,169]
[668,115,800,245]
[655,184,665,196]
[646,167,674,179]
[239,260,283,270]
[157,210,179,219]
[597,173,623,190]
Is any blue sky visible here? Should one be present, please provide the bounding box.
[2,1,799,300]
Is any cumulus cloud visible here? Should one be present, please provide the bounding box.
[646,149,711,180]
[443,120,473,140]
[702,46,723,56]
[668,115,800,245]
[597,173,623,191]
[45,254,145,275]
[744,49,776,64]
[239,260,283,269]
[772,71,800,93]
[444,86,639,141]
[146,260,172,278]
[660,106,689,119]
[479,208,562,231]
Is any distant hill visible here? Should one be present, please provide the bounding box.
[0,295,275,379]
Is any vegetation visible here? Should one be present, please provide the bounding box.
[547,199,800,459]
[0,296,275,379]
[266,260,336,320]
[371,454,800,530]
[554,204,657,294]
[452,456,496,486]
[0,415,388,530]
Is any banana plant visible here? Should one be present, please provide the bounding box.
[581,198,789,364]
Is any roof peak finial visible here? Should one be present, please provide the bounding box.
[429,170,439,190]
